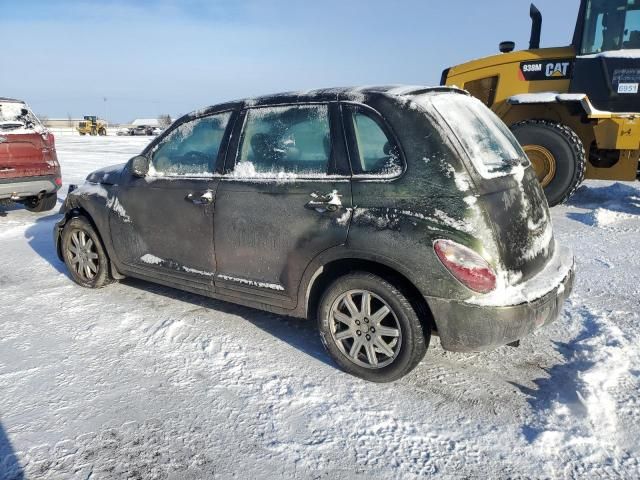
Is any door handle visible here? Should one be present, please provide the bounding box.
[186,190,214,205]
[305,191,342,213]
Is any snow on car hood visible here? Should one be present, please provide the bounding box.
[86,163,125,185]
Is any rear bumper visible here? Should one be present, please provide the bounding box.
[0,175,60,200]
[428,247,575,352]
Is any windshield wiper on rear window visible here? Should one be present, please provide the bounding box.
[0,121,24,130]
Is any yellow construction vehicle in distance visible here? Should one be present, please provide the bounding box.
[442,1,640,205]
[77,116,107,136]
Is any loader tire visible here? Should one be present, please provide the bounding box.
[511,120,586,206]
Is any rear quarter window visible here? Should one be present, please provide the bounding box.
[427,94,527,178]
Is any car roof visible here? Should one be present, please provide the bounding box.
[187,85,467,118]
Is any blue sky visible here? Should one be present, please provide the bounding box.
[0,0,580,122]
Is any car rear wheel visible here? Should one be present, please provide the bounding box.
[511,120,586,206]
[24,193,58,212]
[61,216,114,288]
[317,272,428,382]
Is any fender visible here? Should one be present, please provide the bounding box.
[506,92,612,119]
[54,188,125,279]
[295,244,430,318]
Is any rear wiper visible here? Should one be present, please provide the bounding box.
[0,122,24,130]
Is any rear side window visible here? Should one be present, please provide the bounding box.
[150,112,231,176]
[235,105,331,176]
[429,94,526,178]
[345,106,402,176]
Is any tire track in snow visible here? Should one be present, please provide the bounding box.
[521,305,640,477]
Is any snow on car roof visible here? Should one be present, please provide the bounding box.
[185,86,467,119]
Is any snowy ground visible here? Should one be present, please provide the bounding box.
[1,133,639,479]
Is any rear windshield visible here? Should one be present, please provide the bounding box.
[429,94,527,178]
[0,102,40,132]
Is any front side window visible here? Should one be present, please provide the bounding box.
[150,112,231,176]
[581,0,640,54]
[235,105,331,177]
[346,107,402,176]
[429,93,526,178]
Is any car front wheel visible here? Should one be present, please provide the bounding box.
[318,272,428,382]
[61,216,114,288]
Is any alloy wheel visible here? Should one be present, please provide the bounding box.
[67,229,99,281]
[329,289,402,369]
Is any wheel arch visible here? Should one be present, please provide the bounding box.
[300,252,437,334]
[56,205,124,279]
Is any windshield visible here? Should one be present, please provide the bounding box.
[581,0,640,55]
[429,94,527,178]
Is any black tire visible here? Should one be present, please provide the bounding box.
[317,272,428,382]
[79,132,86,136]
[511,120,586,206]
[24,193,58,212]
[98,128,107,136]
[61,216,114,288]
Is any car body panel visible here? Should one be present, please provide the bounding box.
[109,174,219,290]
[55,86,575,352]
[0,98,61,200]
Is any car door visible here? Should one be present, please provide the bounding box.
[109,111,235,293]
[213,102,352,309]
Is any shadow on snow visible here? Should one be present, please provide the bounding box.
[511,306,600,443]
[565,182,640,226]
[0,422,23,480]
[22,215,336,369]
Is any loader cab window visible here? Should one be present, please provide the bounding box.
[580,0,640,54]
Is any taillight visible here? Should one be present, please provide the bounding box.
[41,132,55,147]
[434,239,496,294]
[54,177,62,186]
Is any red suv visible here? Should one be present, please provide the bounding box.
[0,97,61,212]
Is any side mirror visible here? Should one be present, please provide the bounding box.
[129,155,149,177]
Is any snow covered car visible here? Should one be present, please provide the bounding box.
[53,86,575,382]
[130,126,154,136]
[116,128,131,136]
[0,97,61,212]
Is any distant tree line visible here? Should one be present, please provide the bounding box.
[157,114,172,128]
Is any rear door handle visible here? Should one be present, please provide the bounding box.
[186,190,214,205]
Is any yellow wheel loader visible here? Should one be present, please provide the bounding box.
[76,116,107,136]
[442,0,640,205]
